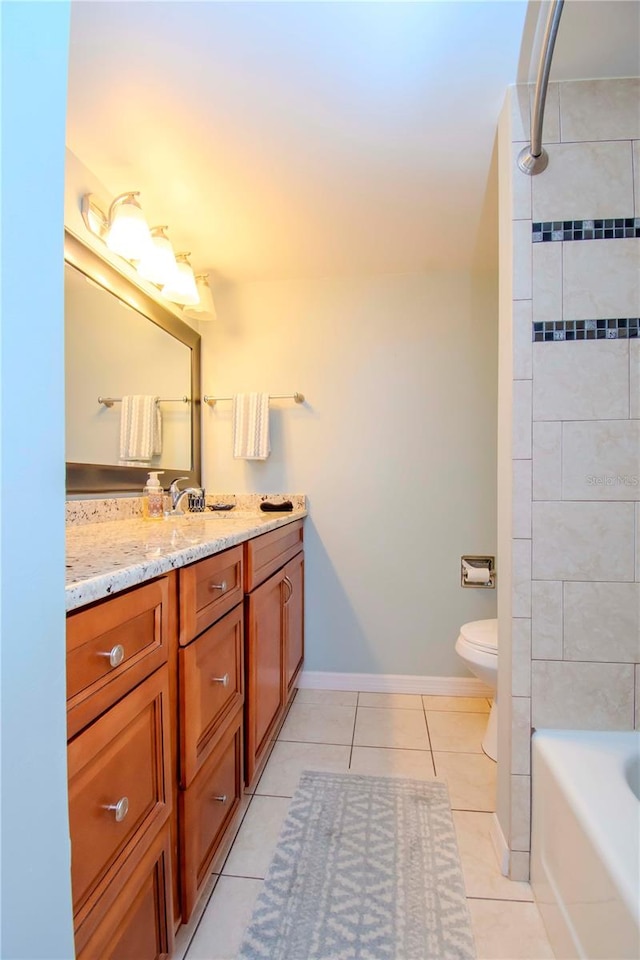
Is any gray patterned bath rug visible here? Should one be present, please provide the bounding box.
[237,771,476,960]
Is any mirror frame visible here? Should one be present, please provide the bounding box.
[65,229,201,493]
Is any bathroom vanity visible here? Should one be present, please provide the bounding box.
[65,504,305,958]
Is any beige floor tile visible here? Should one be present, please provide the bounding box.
[222,795,290,879]
[294,688,358,706]
[467,898,555,959]
[427,710,488,753]
[358,692,423,709]
[173,872,218,960]
[353,706,430,750]
[423,695,490,714]
[434,752,496,812]
[277,702,356,744]
[185,876,262,960]
[453,811,532,902]
[255,740,351,797]
[350,746,435,779]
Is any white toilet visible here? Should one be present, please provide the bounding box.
[455,618,498,761]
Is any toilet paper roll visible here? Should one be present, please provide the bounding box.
[462,561,491,584]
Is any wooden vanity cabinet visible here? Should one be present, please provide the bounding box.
[66,518,304,944]
[177,547,245,923]
[244,522,304,787]
[66,575,176,960]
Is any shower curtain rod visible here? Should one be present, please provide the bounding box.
[518,0,564,176]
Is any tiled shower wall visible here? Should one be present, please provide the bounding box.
[504,77,640,879]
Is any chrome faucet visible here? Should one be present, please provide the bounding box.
[168,477,203,516]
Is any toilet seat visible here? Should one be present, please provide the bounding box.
[459,618,497,655]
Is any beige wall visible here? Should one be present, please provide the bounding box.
[202,270,498,677]
[499,77,640,880]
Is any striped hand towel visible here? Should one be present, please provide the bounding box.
[232,393,270,460]
[119,395,162,465]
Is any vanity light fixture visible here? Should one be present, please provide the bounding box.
[105,192,152,260]
[81,191,206,309]
[81,191,152,261]
[183,274,217,322]
[136,226,177,285]
[162,253,199,306]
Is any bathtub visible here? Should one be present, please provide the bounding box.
[531,730,640,960]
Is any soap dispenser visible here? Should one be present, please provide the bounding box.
[143,471,164,520]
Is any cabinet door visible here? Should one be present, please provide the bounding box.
[75,825,173,960]
[245,570,285,783]
[179,707,243,921]
[68,668,172,949]
[67,576,171,739]
[284,551,304,694]
[179,604,244,788]
[179,546,243,645]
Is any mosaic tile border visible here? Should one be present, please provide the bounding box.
[533,318,639,342]
[532,218,640,242]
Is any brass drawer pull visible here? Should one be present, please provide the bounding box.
[104,796,129,822]
[209,580,227,593]
[99,644,125,668]
[283,576,293,602]
[211,673,230,687]
[211,794,227,804]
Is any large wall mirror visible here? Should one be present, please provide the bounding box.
[65,230,201,493]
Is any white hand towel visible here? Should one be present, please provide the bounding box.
[232,393,270,460]
[119,395,162,465]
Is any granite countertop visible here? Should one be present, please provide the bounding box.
[66,508,307,612]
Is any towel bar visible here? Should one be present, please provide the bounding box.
[203,392,305,407]
[98,396,191,408]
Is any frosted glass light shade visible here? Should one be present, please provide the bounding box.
[106,193,152,261]
[183,275,217,321]
[162,254,199,306]
[137,227,177,284]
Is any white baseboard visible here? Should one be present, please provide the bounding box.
[490,812,510,877]
[297,670,493,698]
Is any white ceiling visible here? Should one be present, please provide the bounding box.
[67,1,639,286]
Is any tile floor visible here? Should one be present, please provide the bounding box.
[174,690,554,960]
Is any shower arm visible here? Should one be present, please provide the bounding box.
[518,0,565,176]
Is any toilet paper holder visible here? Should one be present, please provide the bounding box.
[461,556,496,589]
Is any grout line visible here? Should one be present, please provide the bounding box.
[356,704,426,711]
[348,694,359,767]
[421,695,435,772]
[278,738,354,748]
[215,794,256,878]
[219,871,265,882]
[465,895,533,903]
[350,743,433,753]
[251,792,294,800]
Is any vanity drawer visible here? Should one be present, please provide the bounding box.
[67,576,171,738]
[179,546,243,644]
[75,824,174,960]
[180,706,243,921]
[68,668,172,923]
[245,520,304,591]
[179,605,244,788]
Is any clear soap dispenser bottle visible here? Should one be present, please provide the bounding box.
[143,471,164,520]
